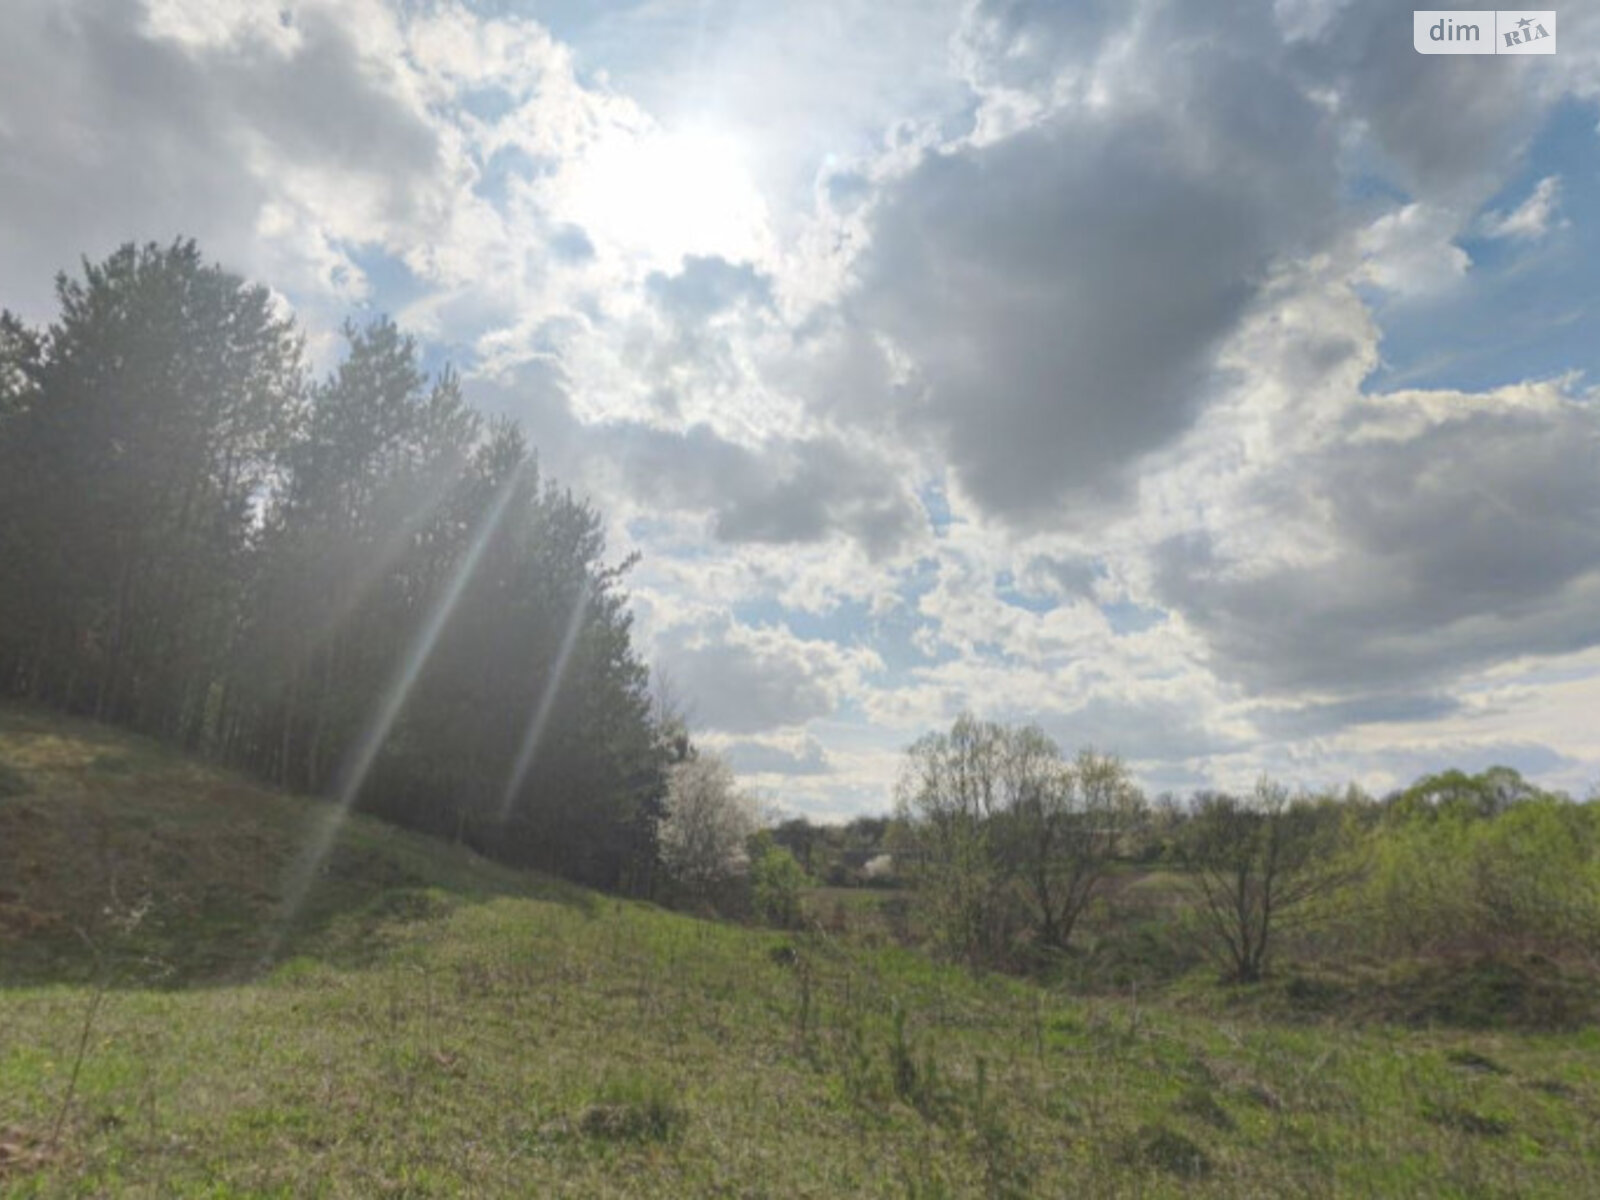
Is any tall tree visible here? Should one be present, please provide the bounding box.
[2,242,668,894]
[0,241,302,734]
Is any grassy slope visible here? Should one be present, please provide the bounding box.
[2,707,1599,1197]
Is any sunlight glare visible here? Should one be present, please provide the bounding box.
[564,125,770,266]
[498,579,592,823]
[262,471,523,965]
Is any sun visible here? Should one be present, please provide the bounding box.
[565,124,770,267]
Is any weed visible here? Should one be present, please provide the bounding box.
[888,1002,918,1103]
[1447,1049,1508,1075]
[970,1057,1034,1199]
[580,1073,688,1143]
[1422,1101,1513,1137]
[1173,1083,1235,1131]
[1120,1122,1212,1179]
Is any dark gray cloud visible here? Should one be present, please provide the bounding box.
[1022,554,1102,600]
[469,365,920,558]
[1248,694,1465,739]
[548,224,596,263]
[1154,396,1600,695]
[850,6,1341,524]
[0,1,442,316]
[823,171,872,214]
[603,423,920,558]
[1293,3,1549,201]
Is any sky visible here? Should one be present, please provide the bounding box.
[2,0,1599,818]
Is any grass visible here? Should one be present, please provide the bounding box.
[3,704,1600,1196]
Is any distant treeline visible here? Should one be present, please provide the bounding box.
[887,716,1600,1001]
[0,240,667,890]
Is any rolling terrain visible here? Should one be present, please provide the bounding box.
[2,705,1598,1197]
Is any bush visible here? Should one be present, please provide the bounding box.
[751,842,807,929]
[1363,795,1600,960]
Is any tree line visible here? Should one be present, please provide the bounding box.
[0,240,666,890]
[892,715,1600,989]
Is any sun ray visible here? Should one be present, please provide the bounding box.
[497,578,593,825]
[262,468,524,963]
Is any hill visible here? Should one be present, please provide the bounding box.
[3,705,1599,1196]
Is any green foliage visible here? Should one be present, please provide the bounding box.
[0,242,667,893]
[1177,781,1355,982]
[1363,788,1600,959]
[894,714,1145,966]
[751,841,807,928]
[3,720,1600,1196]
[770,815,895,886]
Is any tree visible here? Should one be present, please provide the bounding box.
[1001,747,1145,950]
[1178,780,1351,982]
[1386,765,1547,823]
[1366,778,1600,960]
[660,752,757,898]
[895,715,1017,962]
[771,817,824,877]
[1,241,670,896]
[0,241,302,736]
[896,715,1146,963]
[234,316,477,793]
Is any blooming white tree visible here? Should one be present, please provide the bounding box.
[659,752,758,894]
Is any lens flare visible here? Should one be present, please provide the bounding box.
[497,579,591,824]
[262,469,523,964]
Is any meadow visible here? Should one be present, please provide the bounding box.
[3,705,1599,1197]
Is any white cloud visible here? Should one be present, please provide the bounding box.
[1480,175,1563,241]
[1359,203,1471,297]
[650,613,884,736]
[4,0,1599,815]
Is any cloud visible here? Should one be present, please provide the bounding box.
[846,3,1341,525]
[719,734,833,776]
[0,0,447,318]
[1296,1,1551,203]
[1151,382,1600,696]
[1247,693,1465,739]
[593,423,922,558]
[652,616,882,735]
[1359,203,1472,297]
[466,354,923,560]
[646,255,773,322]
[1480,175,1563,241]
[4,0,1598,812]
[1040,693,1246,764]
[1022,554,1103,601]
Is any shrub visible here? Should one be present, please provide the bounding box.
[1364,794,1600,960]
[751,842,807,929]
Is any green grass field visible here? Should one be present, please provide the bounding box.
[3,706,1599,1196]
